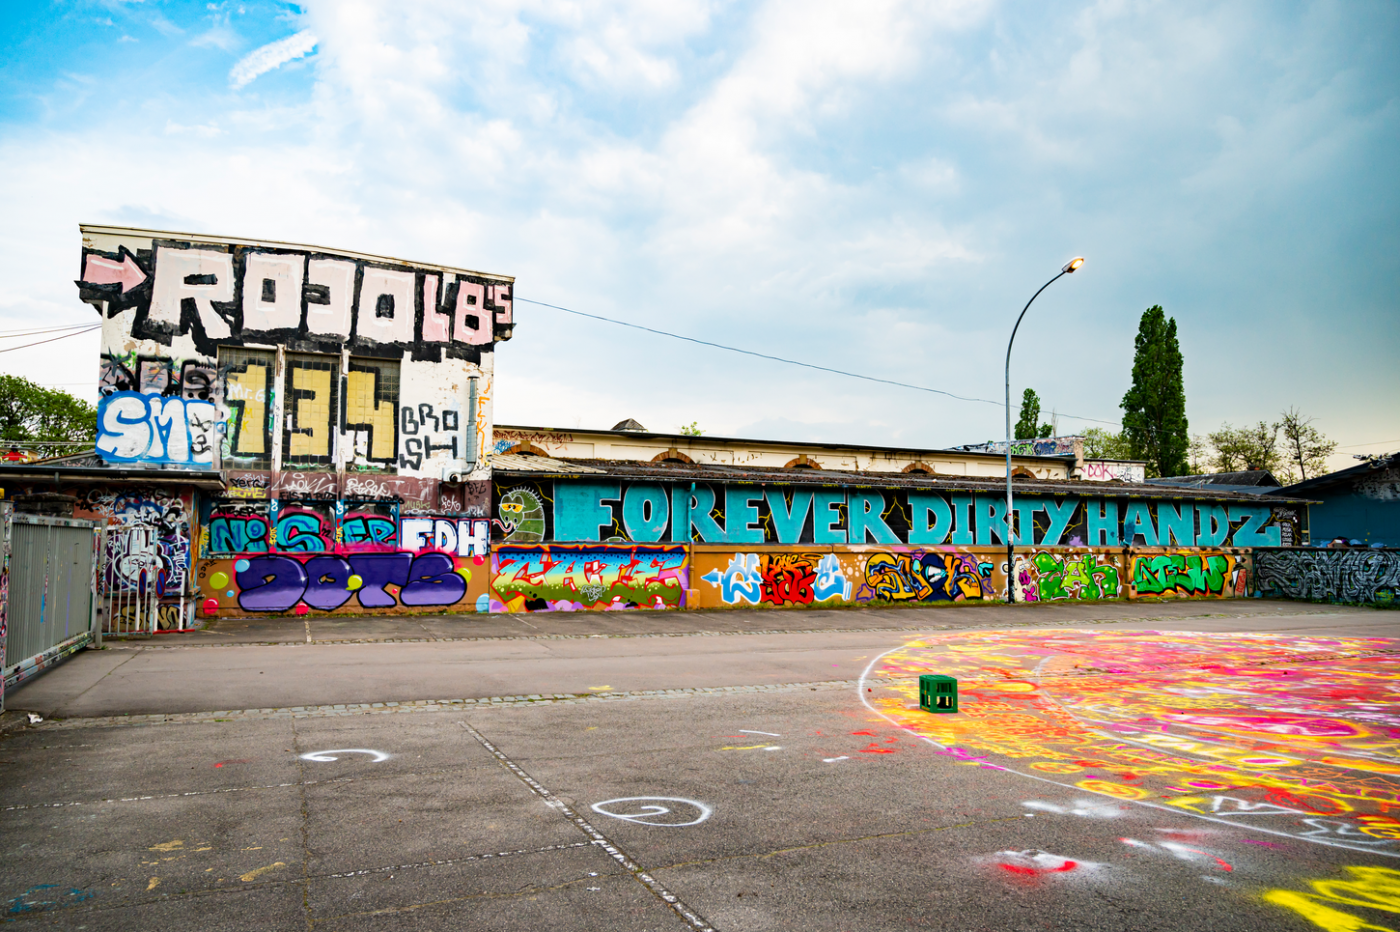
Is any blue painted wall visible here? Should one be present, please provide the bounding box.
[1306,491,1400,546]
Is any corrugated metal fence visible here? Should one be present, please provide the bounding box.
[1,508,101,706]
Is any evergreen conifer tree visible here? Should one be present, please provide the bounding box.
[1120,306,1189,477]
[1014,389,1041,440]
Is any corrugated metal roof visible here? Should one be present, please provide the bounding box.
[1268,451,1400,496]
[493,424,1073,463]
[489,454,605,473]
[493,457,1315,503]
[1152,470,1281,488]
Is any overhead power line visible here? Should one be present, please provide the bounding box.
[0,322,100,338]
[0,325,102,354]
[1337,438,1400,450]
[518,297,1122,427]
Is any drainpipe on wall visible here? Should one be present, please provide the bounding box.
[465,376,479,470]
[0,502,11,713]
[688,482,696,606]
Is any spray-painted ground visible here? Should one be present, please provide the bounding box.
[2,627,1398,930]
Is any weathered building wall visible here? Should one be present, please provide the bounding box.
[1255,548,1399,605]
[80,226,509,484]
[75,225,514,621]
[491,426,1069,478]
[1302,465,1400,547]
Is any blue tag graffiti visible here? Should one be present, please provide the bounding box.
[342,514,397,546]
[210,515,270,553]
[96,390,216,467]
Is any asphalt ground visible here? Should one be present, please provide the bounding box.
[1,599,1398,930]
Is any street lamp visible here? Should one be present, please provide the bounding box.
[1005,257,1084,603]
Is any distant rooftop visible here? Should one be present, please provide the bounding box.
[1147,470,1281,495]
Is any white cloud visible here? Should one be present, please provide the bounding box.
[229,29,319,89]
[0,0,1396,453]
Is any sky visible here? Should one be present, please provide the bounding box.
[0,0,1396,471]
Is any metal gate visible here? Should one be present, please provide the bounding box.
[98,522,189,634]
[0,507,100,705]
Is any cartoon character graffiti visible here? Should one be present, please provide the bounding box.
[919,553,994,601]
[496,488,545,542]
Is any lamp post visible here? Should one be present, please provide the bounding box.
[1005,257,1084,603]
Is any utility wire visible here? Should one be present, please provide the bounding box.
[518,297,1122,427]
[1338,437,1400,449]
[0,322,100,338]
[0,325,102,354]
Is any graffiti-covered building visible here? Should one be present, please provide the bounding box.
[486,455,1311,612]
[67,224,513,626]
[0,224,1333,634]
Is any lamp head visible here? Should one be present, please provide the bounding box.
[1062,257,1085,273]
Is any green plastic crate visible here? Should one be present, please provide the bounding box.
[919,674,958,713]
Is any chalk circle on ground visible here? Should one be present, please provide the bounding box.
[590,797,712,827]
[299,749,391,763]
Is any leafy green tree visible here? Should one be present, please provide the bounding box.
[1080,427,1134,460]
[1120,306,1189,477]
[1207,421,1281,475]
[1187,435,1210,474]
[679,421,704,436]
[0,374,96,457]
[1014,389,1053,439]
[1276,407,1336,482]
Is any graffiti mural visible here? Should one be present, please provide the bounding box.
[96,391,217,468]
[1130,551,1248,598]
[400,516,490,557]
[496,487,546,542]
[339,502,399,551]
[78,240,513,361]
[207,502,270,554]
[692,548,994,608]
[1080,460,1146,483]
[400,403,461,471]
[79,229,507,478]
[1256,549,1400,605]
[491,544,688,612]
[198,551,488,615]
[497,478,1297,549]
[197,497,491,614]
[272,501,335,553]
[867,630,1400,856]
[1018,552,1122,601]
[854,550,995,604]
[80,489,191,600]
[225,470,271,500]
[698,552,851,606]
